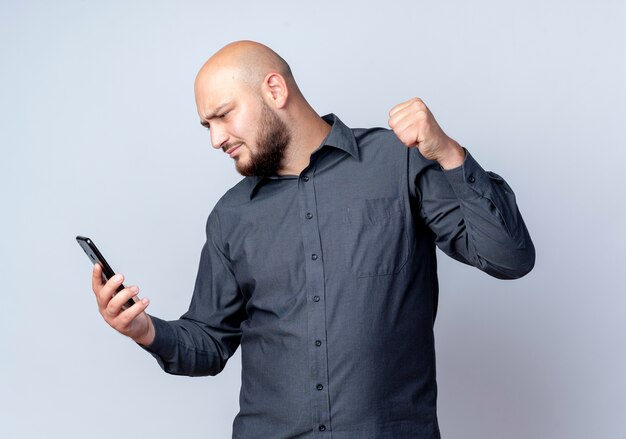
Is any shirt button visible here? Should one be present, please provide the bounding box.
[468,175,475,183]
[315,340,322,347]
[316,383,324,391]
[303,175,310,182]
[318,425,326,431]
[311,254,318,260]
[306,212,313,219]
[313,295,320,302]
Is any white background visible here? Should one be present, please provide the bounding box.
[1,1,625,438]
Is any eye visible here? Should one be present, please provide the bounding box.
[218,111,229,119]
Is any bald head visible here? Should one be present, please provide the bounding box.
[194,41,329,177]
[195,40,295,94]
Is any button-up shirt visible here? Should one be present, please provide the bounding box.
[144,114,535,438]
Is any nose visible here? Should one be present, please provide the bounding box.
[210,126,229,150]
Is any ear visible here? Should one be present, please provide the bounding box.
[262,73,289,109]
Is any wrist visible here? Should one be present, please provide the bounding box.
[134,315,156,347]
[436,138,465,170]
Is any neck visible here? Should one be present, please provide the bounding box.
[277,105,331,176]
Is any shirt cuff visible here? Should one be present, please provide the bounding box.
[138,315,177,360]
[441,149,491,200]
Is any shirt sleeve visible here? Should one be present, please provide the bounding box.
[141,207,247,376]
[409,147,535,279]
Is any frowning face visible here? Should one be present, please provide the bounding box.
[195,69,291,177]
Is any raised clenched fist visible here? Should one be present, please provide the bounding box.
[388,97,465,169]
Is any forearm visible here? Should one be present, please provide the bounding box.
[140,314,239,377]
[416,149,535,279]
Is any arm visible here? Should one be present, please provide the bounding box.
[410,147,535,279]
[389,97,535,279]
[141,209,247,376]
[91,208,246,377]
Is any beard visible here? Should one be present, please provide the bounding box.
[236,101,291,177]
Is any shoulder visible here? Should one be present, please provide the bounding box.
[352,126,429,164]
[203,177,254,236]
[213,176,256,211]
[351,125,436,177]
[352,126,398,146]
[352,126,417,156]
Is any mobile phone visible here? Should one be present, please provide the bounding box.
[76,236,136,309]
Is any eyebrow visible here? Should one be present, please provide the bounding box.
[200,102,230,128]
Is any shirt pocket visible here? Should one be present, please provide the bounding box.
[342,197,410,277]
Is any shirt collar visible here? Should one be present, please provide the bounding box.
[248,113,359,199]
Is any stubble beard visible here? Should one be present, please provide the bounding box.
[236,102,291,177]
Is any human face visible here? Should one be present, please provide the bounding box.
[196,72,291,177]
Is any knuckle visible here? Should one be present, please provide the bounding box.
[118,313,131,328]
[98,291,111,307]
[411,100,425,112]
[98,284,110,298]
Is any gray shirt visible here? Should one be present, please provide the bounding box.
[144,114,535,438]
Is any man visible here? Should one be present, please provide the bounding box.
[92,40,535,438]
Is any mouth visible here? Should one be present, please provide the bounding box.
[225,144,242,157]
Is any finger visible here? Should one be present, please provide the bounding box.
[389,112,422,144]
[96,273,125,307]
[388,104,417,130]
[394,128,419,148]
[106,285,139,317]
[389,105,429,134]
[92,263,105,292]
[389,97,426,118]
[388,99,414,119]
[116,297,150,329]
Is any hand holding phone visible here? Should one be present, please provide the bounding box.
[77,236,155,345]
[77,236,136,309]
